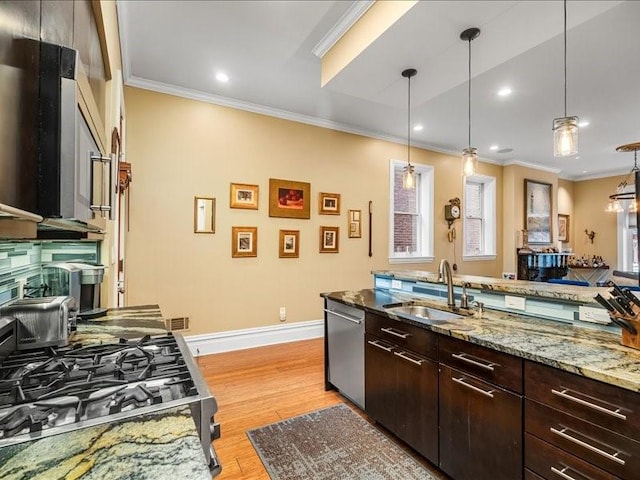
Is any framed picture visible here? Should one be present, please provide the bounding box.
[524,179,552,244]
[558,214,570,242]
[279,229,299,258]
[319,192,341,215]
[194,196,215,234]
[269,178,311,219]
[230,183,259,209]
[232,226,258,258]
[348,209,361,238]
[320,226,339,253]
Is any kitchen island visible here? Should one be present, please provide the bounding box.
[0,305,212,480]
[323,288,640,392]
[323,282,640,480]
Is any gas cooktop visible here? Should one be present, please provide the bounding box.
[0,332,221,475]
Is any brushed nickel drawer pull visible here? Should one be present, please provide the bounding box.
[451,352,497,371]
[367,340,393,352]
[550,427,626,466]
[381,327,410,339]
[550,466,579,480]
[551,388,627,421]
[452,376,495,398]
[394,351,424,366]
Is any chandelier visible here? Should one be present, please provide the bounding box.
[606,142,640,213]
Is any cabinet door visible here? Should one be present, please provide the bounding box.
[395,349,438,464]
[365,334,396,431]
[439,364,523,480]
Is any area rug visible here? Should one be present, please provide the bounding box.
[246,403,437,480]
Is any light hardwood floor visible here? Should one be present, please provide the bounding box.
[197,338,445,480]
[197,338,342,479]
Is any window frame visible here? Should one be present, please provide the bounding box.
[388,160,434,264]
[463,174,496,261]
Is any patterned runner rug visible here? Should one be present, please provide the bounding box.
[247,403,438,479]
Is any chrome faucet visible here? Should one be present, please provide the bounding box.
[438,259,456,308]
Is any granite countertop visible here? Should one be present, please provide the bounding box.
[71,304,167,344]
[372,269,609,304]
[322,289,640,393]
[0,305,213,480]
[0,406,211,480]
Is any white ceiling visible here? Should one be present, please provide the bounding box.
[118,1,640,180]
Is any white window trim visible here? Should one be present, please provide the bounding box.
[462,174,496,261]
[388,159,434,264]
[617,185,636,271]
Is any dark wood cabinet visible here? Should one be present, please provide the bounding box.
[364,321,439,464]
[525,432,623,480]
[524,361,640,480]
[364,334,396,431]
[439,364,523,480]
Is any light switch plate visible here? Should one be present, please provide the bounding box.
[505,295,526,311]
[391,279,402,290]
[578,306,610,324]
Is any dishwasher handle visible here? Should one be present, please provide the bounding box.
[323,308,362,324]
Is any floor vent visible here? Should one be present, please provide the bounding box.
[166,317,190,332]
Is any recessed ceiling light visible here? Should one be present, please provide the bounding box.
[497,87,512,97]
[215,72,229,83]
[582,170,588,174]
[575,156,581,160]
[489,145,499,151]
[413,124,423,132]
[578,120,590,127]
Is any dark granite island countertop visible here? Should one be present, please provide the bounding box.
[0,305,213,480]
[322,289,640,393]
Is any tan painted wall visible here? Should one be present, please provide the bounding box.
[123,87,503,334]
[502,164,558,272]
[573,175,625,265]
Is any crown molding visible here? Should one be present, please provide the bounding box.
[567,168,631,182]
[126,75,505,168]
[502,160,561,174]
[312,1,375,58]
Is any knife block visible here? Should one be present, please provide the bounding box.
[621,322,640,350]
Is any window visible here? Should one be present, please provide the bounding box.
[389,160,434,263]
[617,204,638,273]
[463,174,496,260]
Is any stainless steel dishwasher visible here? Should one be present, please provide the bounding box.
[324,299,365,409]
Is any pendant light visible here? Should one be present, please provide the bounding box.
[553,0,579,157]
[402,68,417,189]
[460,27,480,177]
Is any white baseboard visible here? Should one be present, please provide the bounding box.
[184,319,324,356]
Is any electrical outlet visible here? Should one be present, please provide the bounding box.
[279,307,286,321]
[505,295,526,311]
[391,279,402,290]
[578,306,610,324]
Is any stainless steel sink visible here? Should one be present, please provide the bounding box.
[384,304,463,323]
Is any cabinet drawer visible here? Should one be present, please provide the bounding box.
[526,400,639,479]
[526,433,622,480]
[365,312,437,359]
[524,469,545,480]
[440,335,523,393]
[525,361,640,441]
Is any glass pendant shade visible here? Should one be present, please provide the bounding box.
[462,147,478,177]
[403,164,416,189]
[553,116,579,157]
